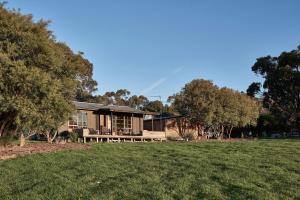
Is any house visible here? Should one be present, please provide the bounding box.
[59,101,146,136]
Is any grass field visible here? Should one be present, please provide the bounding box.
[0,140,299,200]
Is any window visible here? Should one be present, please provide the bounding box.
[68,111,88,129]
[114,115,132,131]
[68,114,78,128]
[78,112,88,128]
[116,116,124,131]
[125,116,132,129]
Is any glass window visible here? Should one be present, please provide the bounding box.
[68,114,78,128]
[114,115,132,131]
[125,116,132,129]
[68,111,88,129]
[78,112,88,128]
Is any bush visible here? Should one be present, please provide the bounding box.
[69,132,79,143]
[182,132,196,141]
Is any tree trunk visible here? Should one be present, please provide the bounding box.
[19,133,25,147]
[0,120,8,137]
[228,126,233,139]
[46,130,59,143]
[221,125,224,140]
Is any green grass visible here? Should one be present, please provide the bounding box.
[0,140,299,200]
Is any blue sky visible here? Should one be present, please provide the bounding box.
[8,0,300,102]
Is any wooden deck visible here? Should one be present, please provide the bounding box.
[82,134,166,143]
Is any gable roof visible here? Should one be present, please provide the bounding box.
[73,101,145,114]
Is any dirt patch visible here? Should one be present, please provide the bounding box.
[0,143,90,161]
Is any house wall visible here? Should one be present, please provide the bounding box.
[58,109,97,133]
[144,118,198,138]
[86,110,96,130]
[58,122,69,133]
[132,116,143,134]
[144,119,166,132]
[59,109,144,134]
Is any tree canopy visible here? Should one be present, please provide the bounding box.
[0,4,96,139]
[170,79,260,138]
[248,45,300,131]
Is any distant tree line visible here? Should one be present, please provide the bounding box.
[76,88,173,115]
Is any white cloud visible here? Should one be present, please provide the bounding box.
[140,66,185,95]
[140,77,167,95]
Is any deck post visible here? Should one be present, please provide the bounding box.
[107,138,110,143]
[100,138,103,142]
[110,112,113,135]
[84,137,86,143]
[152,118,154,131]
[118,138,120,143]
[96,138,99,143]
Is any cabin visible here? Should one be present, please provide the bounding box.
[59,101,145,136]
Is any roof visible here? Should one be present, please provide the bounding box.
[73,101,145,114]
[144,115,183,121]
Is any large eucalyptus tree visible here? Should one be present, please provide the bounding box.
[0,4,96,141]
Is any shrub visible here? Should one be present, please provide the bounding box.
[69,132,79,143]
[182,132,196,141]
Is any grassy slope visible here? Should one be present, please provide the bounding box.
[0,140,299,200]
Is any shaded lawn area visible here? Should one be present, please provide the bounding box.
[0,140,299,200]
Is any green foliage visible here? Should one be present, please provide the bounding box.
[77,88,176,116]
[69,131,79,143]
[128,95,149,109]
[0,140,299,199]
[171,79,260,137]
[248,45,300,130]
[143,100,164,113]
[172,79,218,129]
[246,82,261,97]
[0,5,96,139]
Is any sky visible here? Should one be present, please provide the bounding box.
[7,0,300,102]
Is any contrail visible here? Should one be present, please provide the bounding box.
[140,66,184,95]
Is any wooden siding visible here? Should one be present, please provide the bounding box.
[86,110,96,130]
[59,109,144,134]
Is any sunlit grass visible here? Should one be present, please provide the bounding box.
[0,140,299,200]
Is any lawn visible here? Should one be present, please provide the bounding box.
[0,140,299,200]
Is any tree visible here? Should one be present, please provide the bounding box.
[170,79,260,139]
[144,100,164,113]
[0,5,96,142]
[171,79,218,138]
[114,89,131,105]
[213,88,239,138]
[236,93,260,137]
[248,45,300,130]
[128,95,149,109]
[246,82,261,97]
